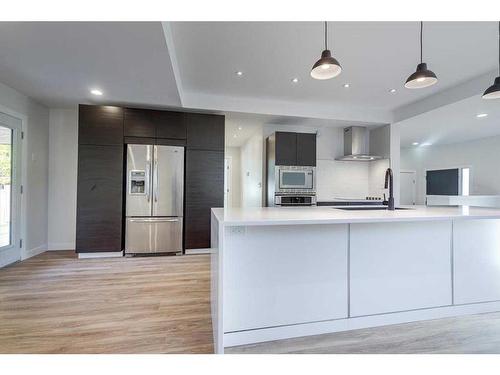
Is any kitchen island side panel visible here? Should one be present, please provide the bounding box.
[222,224,348,333]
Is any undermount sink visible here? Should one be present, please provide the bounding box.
[334,207,413,211]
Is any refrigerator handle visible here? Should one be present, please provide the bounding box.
[146,160,151,202]
[154,158,159,202]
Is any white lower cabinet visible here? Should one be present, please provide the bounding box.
[454,219,500,304]
[350,221,453,317]
[223,224,348,332]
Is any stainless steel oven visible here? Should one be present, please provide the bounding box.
[276,166,316,192]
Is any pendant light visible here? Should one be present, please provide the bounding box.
[405,22,438,89]
[311,21,342,80]
[483,21,500,99]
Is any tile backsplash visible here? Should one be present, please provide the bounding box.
[316,158,390,201]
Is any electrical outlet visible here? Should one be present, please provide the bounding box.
[229,226,245,235]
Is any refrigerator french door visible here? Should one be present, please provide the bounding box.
[125,144,184,254]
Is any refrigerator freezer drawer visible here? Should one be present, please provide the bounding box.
[125,217,183,254]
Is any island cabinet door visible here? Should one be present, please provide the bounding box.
[453,219,500,304]
[222,224,348,332]
[349,221,452,317]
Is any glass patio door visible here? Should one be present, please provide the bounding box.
[0,111,22,265]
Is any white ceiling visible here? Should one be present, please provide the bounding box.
[169,21,498,113]
[225,111,383,147]
[0,21,497,136]
[399,94,500,148]
[0,22,181,108]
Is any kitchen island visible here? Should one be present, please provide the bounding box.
[210,206,500,353]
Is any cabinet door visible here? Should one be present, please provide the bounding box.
[124,108,156,138]
[186,113,225,151]
[155,111,186,140]
[185,150,224,249]
[76,145,124,252]
[275,132,297,166]
[296,133,317,166]
[79,105,123,145]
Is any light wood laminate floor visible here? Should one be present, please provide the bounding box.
[0,251,213,354]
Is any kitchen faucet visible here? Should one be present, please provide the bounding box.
[384,168,395,211]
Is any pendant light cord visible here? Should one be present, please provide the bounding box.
[420,21,423,64]
[325,21,328,50]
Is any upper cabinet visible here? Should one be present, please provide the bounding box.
[186,113,225,151]
[296,133,317,166]
[155,111,186,139]
[124,108,186,140]
[123,108,155,138]
[79,105,123,145]
[275,132,298,166]
[274,131,317,166]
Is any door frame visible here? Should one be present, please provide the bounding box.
[224,156,233,207]
[0,104,26,265]
[400,169,416,205]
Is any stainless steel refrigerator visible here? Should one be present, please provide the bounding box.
[125,144,184,255]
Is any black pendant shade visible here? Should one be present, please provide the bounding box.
[482,22,500,99]
[311,22,342,80]
[405,62,438,89]
[405,22,438,89]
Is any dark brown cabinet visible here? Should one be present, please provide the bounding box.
[155,111,186,139]
[274,131,316,166]
[275,132,298,165]
[296,133,317,166]
[77,105,224,253]
[76,145,123,253]
[185,149,224,249]
[186,113,224,151]
[124,108,186,140]
[123,108,156,138]
[78,105,123,145]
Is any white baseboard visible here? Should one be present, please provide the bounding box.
[78,252,123,259]
[22,244,47,260]
[47,242,75,251]
[185,248,212,255]
[223,300,500,349]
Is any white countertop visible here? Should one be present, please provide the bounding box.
[212,205,500,226]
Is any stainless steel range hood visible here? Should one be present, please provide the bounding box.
[335,126,382,161]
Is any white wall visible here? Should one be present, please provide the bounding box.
[48,108,78,250]
[0,81,50,259]
[401,135,500,205]
[224,147,241,208]
[240,131,264,207]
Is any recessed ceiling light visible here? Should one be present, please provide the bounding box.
[412,142,419,146]
[236,71,243,76]
[343,83,350,88]
[238,126,242,130]
[421,142,432,147]
[476,113,488,118]
[233,134,237,138]
[291,78,299,83]
[389,88,397,93]
[90,89,103,96]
